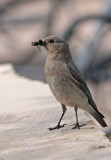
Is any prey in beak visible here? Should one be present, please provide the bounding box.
[32,39,46,51]
[32,39,46,47]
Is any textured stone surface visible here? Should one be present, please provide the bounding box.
[0,64,111,160]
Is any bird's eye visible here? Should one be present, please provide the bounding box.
[49,39,54,43]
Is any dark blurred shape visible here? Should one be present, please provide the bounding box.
[13,65,46,82]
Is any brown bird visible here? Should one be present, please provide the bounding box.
[32,36,107,130]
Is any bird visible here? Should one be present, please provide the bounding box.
[32,36,107,130]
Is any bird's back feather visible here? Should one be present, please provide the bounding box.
[66,61,104,118]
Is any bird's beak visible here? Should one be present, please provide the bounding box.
[32,39,46,47]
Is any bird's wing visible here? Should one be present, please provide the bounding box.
[66,62,101,113]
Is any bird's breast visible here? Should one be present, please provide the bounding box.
[44,58,87,107]
[45,58,71,101]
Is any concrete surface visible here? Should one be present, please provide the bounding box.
[0,64,111,160]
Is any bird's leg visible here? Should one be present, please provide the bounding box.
[72,107,86,129]
[48,104,67,131]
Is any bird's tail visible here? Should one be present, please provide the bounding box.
[90,111,107,128]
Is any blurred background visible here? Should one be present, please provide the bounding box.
[0,0,111,138]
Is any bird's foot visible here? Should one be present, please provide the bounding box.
[48,124,66,131]
[72,123,86,129]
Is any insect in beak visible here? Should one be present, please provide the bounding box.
[32,39,46,46]
[32,39,46,51]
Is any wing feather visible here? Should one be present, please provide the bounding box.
[66,62,104,118]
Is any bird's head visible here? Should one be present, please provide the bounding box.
[32,36,71,60]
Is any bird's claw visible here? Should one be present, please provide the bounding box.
[72,123,86,129]
[48,124,66,131]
